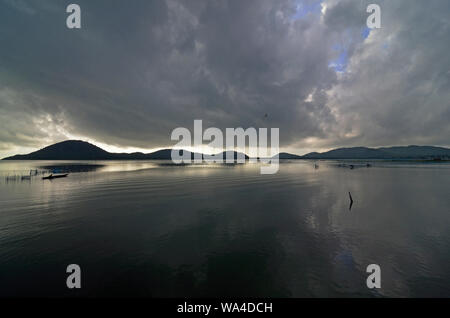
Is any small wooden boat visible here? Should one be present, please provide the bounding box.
[42,173,69,180]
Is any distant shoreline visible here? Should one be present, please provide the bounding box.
[2,158,450,163]
[3,140,450,161]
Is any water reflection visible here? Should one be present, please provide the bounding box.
[39,164,105,173]
[0,160,450,297]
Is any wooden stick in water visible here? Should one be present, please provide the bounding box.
[348,191,354,210]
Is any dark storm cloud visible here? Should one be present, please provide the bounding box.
[0,0,449,156]
[323,0,450,148]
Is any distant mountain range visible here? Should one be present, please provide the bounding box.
[1,140,249,161]
[299,146,450,160]
[2,140,450,160]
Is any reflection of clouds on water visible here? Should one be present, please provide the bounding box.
[1,161,450,296]
[321,165,450,297]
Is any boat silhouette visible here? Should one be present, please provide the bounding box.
[42,173,69,180]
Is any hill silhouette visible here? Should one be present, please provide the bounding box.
[3,140,111,160]
[300,145,450,159]
[3,140,450,161]
[1,140,249,161]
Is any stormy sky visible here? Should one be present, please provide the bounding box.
[1,0,449,157]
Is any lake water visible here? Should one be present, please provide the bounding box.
[1,160,450,297]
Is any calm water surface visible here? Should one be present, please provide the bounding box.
[1,160,450,297]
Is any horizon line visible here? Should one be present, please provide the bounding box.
[3,139,450,160]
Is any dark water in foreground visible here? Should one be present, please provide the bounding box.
[1,160,450,297]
